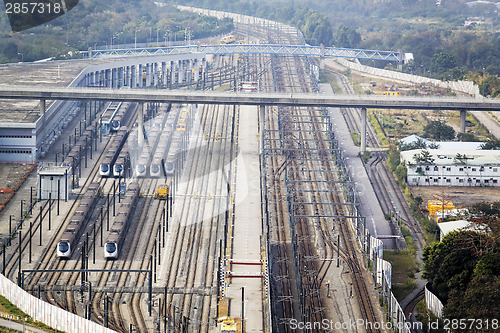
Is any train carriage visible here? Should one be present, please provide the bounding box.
[57,182,101,258]
[135,110,169,177]
[104,182,140,259]
[100,127,128,177]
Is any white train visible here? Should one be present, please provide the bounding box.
[99,127,128,177]
[104,182,140,259]
[149,107,181,177]
[164,131,183,175]
[57,182,101,258]
[135,105,169,177]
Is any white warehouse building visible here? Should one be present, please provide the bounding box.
[401,148,500,187]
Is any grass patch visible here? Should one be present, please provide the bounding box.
[319,70,342,93]
[367,110,390,146]
[351,131,360,146]
[384,249,418,301]
[214,83,231,91]
[0,296,28,318]
[0,296,64,333]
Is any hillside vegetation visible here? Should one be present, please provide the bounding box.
[177,0,500,94]
[0,0,233,63]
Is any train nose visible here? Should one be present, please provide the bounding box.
[137,165,146,174]
[101,164,109,173]
[151,165,160,174]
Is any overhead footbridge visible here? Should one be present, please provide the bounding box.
[82,44,405,63]
[1,85,498,154]
[0,86,497,111]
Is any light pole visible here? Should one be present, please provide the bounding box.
[17,53,23,62]
[135,29,140,49]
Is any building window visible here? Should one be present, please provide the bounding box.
[476,179,480,183]
[446,167,451,171]
[425,166,430,171]
[494,180,498,184]
[485,180,489,184]
[434,179,439,183]
[459,167,464,171]
[425,178,430,183]
[434,166,438,171]
[494,168,498,172]
[459,179,464,183]
[468,178,472,182]
[446,179,451,183]
[472,168,476,171]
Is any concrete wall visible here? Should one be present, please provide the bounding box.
[425,284,444,318]
[0,273,116,333]
[333,58,481,97]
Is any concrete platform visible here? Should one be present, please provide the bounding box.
[226,105,264,332]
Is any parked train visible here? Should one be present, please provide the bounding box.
[164,131,183,175]
[57,182,101,258]
[100,102,123,135]
[104,182,140,259]
[164,105,194,176]
[100,127,129,177]
[61,126,95,172]
[149,107,181,177]
[113,149,130,178]
[135,105,170,177]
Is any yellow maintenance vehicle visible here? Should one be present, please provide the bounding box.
[219,317,239,333]
[155,184,169,199]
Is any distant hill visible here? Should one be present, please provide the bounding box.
[0,0,233,63]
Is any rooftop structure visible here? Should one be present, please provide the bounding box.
[438,220,476,240]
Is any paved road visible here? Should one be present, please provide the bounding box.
[474,111,500,140]
[319,83,394,249]
[0,318,48,333]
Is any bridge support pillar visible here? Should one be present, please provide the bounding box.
[138,102,145,147]
[361,107,367,154]
[319,57,325,70]
[39,99,45,115]
[178,60,185,84]
[259,105,265,155]
[131,65,136,87]
[460,109,467,139]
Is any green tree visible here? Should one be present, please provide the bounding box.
[480,140,500,150]
[479,75,500,97]
[387,145,401,172]
[398,137,430,151]
[423,231,490,302]
[423,120,455,141]
[430,52,456,74]
[413,150,435,165]
[0,41,18,60]
[454,153,468,164]
[335,25,361,48]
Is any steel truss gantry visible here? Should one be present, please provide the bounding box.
[83,44,402,63]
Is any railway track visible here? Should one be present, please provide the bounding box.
[257,24,384,331]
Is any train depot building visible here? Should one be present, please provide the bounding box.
[401,147,500,187]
